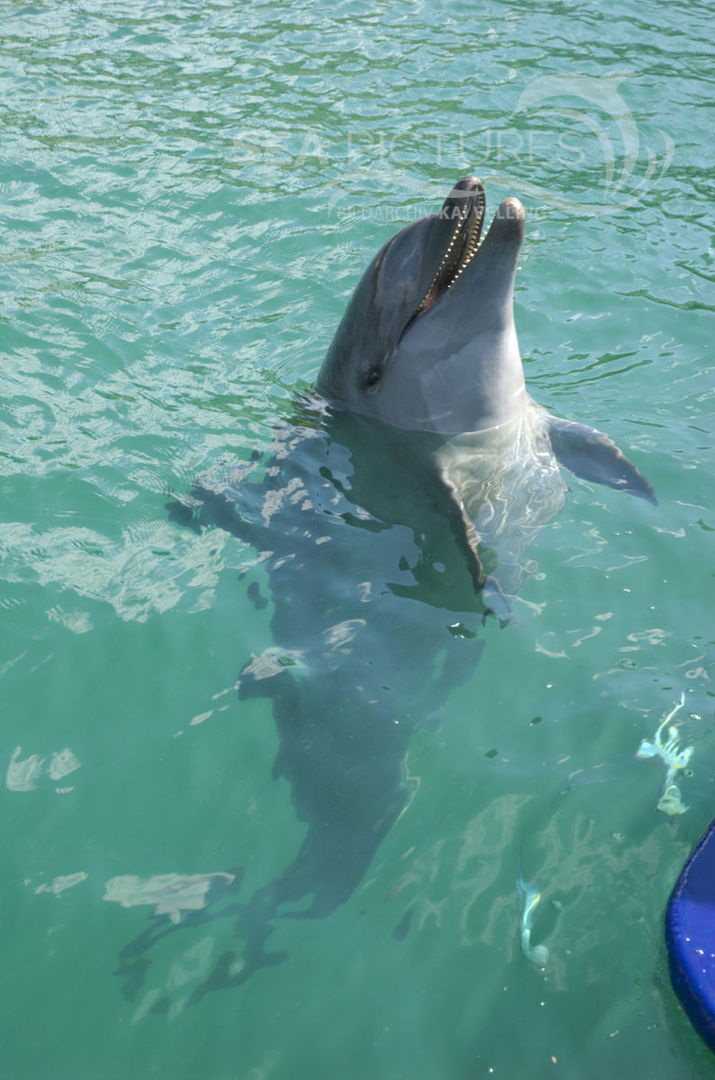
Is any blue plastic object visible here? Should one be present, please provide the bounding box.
[666,817,715,1053]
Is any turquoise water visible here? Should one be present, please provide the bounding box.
[1,1,714,1077]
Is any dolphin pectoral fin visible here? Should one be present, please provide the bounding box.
[545,414,657,505]
[482,575,512,627]
[436,476,487,594]
[451,508,487,593]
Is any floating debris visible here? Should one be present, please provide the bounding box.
[5,746,81,792]
[103,872,236,924]
[35,872,88,897]
[516,854,548,967]
[636,693,693,815]
[5,748,45,791]
[48,748,81,782]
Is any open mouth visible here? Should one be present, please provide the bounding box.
[400,177,486,340]
[416,177,486,314]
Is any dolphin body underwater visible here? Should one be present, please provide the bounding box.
[120,177,655,999]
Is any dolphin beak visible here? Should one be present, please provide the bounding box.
[401,178,524,342]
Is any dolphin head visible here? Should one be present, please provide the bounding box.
[317,177,527,434]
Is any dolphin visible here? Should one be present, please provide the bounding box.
[317,175,654,494]
[119,176,655,1001]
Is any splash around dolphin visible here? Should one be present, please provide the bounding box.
[121,176,656,1002]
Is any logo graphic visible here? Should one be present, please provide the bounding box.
[278,73,675,222]
[509,73,674,215]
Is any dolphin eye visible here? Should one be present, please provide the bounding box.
[365,368,381,393]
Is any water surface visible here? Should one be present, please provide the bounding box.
[1,2,713,1077]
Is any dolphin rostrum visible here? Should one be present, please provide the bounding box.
[119,176,655,1001]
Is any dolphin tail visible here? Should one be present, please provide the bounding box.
[545,413,657,505]
[188,804,411,1004]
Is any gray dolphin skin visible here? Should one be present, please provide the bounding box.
[120,177,655,1001]
[317,175,656,495]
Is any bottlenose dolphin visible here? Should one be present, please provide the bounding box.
[119,177,655,1001]
[318,175,654,495]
